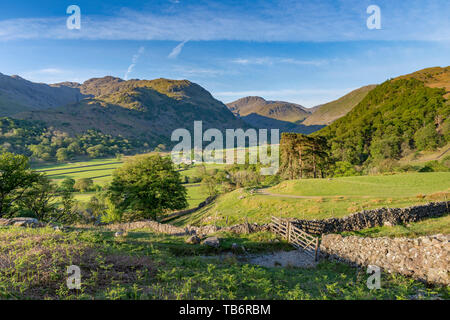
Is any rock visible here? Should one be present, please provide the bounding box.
[9,217,41,228]
[186,235,201,244]
[202,236,220,248]
[114,231,125,237]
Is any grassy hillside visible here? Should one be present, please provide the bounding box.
[172,172,450,226]
[15,77,248,148]
[395,66,450,98]
[303,85,376,126]
[0,73,86,116]
[343,214,450,238]
[240,113,324,134]
[267,172,450,197]
[226,96,311,123]
[2,226,446,300]
[316,78,450,168]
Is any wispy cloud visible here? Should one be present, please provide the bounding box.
[168,40,189,59]
[0,1,448,42]
[124,46,145,80]
[232,57,328,67]
[19,68,105,84]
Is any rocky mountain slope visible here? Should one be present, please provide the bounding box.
[12,77,248,146]
[226,96,311,123]
[0,73,86,116]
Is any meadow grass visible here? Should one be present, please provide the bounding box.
[342,214,450,238]
[1,226,447,300]
[268,172,450,198]
[36,158,216,209]
[173,172,450,227]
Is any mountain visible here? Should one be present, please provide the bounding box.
[241,113,324,134]
[316,67,450,168]
[0,73,87,117]
[394,66,450,98]
[302,85,376,126]
[226,96,311,123]
[12,77,248,146]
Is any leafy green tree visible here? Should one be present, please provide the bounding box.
[201,175,219,197]
[74,178,94,192]
[19,175,57,221]
[60,178,76,192]
[332,161,359,177]
[56,148,70,162]
[0,153,40,217]
[50,189,78,224]
[108,154,187,221]
[414,123,441,151]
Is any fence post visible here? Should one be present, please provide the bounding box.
[287,220,291,242]
[314,236,320,261]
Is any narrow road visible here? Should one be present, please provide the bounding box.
[256,189,323,199]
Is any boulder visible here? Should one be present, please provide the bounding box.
[202,236,220,248]
[9,218,42,228]
[114,231,125,237]
[185,235,201,245]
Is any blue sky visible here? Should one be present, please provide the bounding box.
[0,0,449,107]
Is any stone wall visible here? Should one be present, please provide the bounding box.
[292,201,449,235]
[320,233,449,285]
[106,220,270,236]
[161,196,217,223]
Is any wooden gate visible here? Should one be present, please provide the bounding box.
[270,216,321,261]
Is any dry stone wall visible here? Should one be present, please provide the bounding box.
[292,201,449,235]
[106,220,270,236]
[320,233,449,285]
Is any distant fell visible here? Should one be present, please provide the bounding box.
[303,85,376,126]
[226,96,311,123]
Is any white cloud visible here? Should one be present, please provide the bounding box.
[0,1,448,42]
[124,46,145,80]
[232,57,328,67]
[168,40,189,59]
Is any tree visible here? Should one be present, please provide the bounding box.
[48,188,79,224]
[74,178,94,192]
[0,153,40,217]
[56,148,70,162]
[414,123,441,151]
[201,175,218,197]
[19,175,57,221]
[279,133,330,179]
[60,178,76,192]
[108,154,187,221]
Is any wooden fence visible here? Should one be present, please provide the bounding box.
[270,216,321,261]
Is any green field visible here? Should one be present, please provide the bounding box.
[342,214,450,238]
[268,172,450,198]
[34,158,123,185]
[172,172,450,227]
[35,157,223,209]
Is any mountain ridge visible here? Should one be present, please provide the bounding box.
[226,96,311,123]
